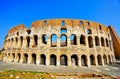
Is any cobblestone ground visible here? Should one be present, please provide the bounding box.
[0,60,120,78]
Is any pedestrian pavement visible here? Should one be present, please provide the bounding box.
[0,60,120,78]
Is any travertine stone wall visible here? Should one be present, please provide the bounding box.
[2,19,116,67]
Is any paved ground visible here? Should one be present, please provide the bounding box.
[0,60,120,78]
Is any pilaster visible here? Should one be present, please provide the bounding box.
[46,57,50,66]
[36,54,40,65]
[57,35,60,47]
[47,36,51,47]
[67,35,70,47]
[87,56,90,67]
[68,58,71,66]
[30,36,34,48]
[20,54,23,63]
[22,37,27,48]
[57,56,60,66]
[101,56,105,66]
[78,57,82,67]
[27,54,31,64]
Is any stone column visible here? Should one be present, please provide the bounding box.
[36,54,40,65]
[22,37,27,48]
[112,54,116,64]
[95,55,98,66]
[68,58,71,66]
[110,55,113,65]
[57,55,60,66]
[87,56,90,67]
[10,40,12,48]
[85,36,89,48]
[93,37,95,48]
[57,35,60,47]
[46,56,50,66]
[106,55,109,65]
[99,37,102,47]
[28,54,31,64]
[15,39,18,48]
[17,37,21,48]
[107,39,110,48]
[77,35,80,46]
[14,53,17,62]
[30,36,34,48]
[7,41,10,48]
[8,54,11,62]
[78,56,82,67]
[104,38,106,47]
[67,35,70,47]
[101,56,105,66]
[20,53,23,63]
[13,39,16,48]
[38,36,41,47]
[47,36,51,47]
[9,53,12,62]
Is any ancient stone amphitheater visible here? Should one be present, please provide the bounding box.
[2,19,116,67]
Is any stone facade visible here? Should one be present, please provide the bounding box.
[2,19,116,67]
[108,26,120,58]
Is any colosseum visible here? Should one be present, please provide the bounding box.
[2,19,116,67]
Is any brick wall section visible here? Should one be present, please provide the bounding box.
[108,26,120,58]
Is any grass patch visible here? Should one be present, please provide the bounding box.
[0,70,52,79]
[7,70,48,74]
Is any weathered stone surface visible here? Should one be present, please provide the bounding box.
[2,19,116,67]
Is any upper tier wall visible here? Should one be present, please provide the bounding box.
[8,24,26,33]
[8,19,110,34]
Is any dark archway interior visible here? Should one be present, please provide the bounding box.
[40,54,46,65]
[50,54,56,65]
[60,55,67,66]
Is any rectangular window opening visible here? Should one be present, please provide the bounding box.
[80,21,83,25]
[44,21,47,26]
[87,22,90,26]
[62,21,65,26]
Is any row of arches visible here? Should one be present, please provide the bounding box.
[5,34,111,48]
[8,53,113,67]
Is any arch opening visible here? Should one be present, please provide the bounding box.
[88,36,93,48]
[101,37,105,47]
[17,53,20,62]
[12,53,15,62]
[26,36,30,48]
[50,54,56,65]
[40,54,46,65]
[15,37,18,46]
[81,55,87,66]
[60,34,67,47]
[90,55,96,65]
[42,34,47,44]
[60,28,67,33]
[106,38,109,47]
[23,54,28,63]
[80,35,86,45]
[97,55,102,65]
[103,55,107,65]
[71,55,78,66]
[31,53,36,64]
[70,34,77,45]
[60,54,67,66]
[26,29,31,34]
[95,36,100,46]
[62,21,65,26]
[34,35,38,47]
[51,34,57,47]
[108,55,112,64]
[87,29,92,34]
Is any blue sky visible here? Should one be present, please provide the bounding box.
[0,0,120,48]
